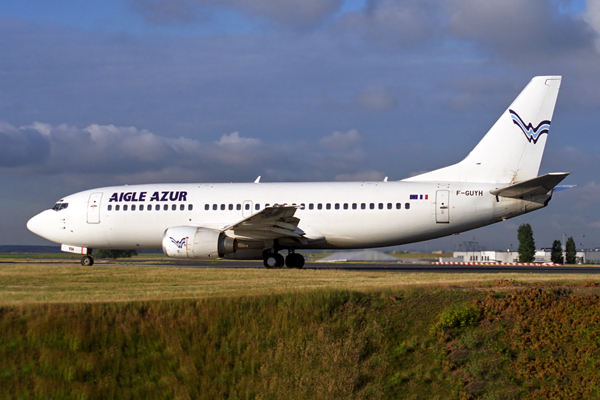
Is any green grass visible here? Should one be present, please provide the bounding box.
[0,289,475,399]
[2,262,600,398]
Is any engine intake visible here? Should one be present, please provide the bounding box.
[162,226,236,259]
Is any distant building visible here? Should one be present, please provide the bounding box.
[449,249,587,264]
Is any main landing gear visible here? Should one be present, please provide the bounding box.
[81,255,94,266]
[263,251,305,269]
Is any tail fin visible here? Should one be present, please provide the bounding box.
[404,76,562,184]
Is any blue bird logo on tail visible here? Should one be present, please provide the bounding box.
[170,237,187,249]
[509,109,551,144]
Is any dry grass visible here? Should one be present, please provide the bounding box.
[0,262,596,305]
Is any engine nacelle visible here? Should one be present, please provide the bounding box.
[162,226,236,259]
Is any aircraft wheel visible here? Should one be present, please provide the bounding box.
[263,253,284,269]
[285,253,305,269]
[81,255,94,266]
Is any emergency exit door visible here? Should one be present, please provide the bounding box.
[436,190,449,223]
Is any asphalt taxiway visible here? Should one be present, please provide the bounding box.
[128,260,600,274]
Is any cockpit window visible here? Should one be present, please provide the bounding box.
[52,203,69,211]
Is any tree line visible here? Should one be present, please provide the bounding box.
[517,223,577,264]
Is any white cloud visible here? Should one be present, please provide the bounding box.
[583,0,600,50]
[334,170,384,181]
[318,129,362,151]
[216,131,260,147]
[337,0,443,46]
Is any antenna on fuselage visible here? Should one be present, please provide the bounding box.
[254,176,261,184]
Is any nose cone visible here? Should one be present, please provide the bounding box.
[27,210,57,242]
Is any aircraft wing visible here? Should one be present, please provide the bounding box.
[490,172,570,198]
[222,206,306,241]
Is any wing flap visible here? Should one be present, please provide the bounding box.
[223,206,305,240]
[490,172,570,198]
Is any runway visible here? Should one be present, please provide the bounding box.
[125,259,600,274]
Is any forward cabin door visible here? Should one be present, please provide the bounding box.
[436,190,450,223]
[87,193,103,224]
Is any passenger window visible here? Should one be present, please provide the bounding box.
[300,203,305,210]
[309,203,314,210]
[318,203,322,210]
[343,203,348,210]
[155,204,160,211]
[116,205,120,211]
[361,203,366,210]
[205,204,209,211]
[108,205,112,211]
[180,204,185,211]
[396,203,401,209]
[243,204,248,210]
[255,204,260,210]
[405,203,410,209]
[229,204,233,210]
[370,203,374,210]
[265,203,270,207]
[387,203,392,209]
[148,205,152,211]
[170,204,175,211]
[237,204,242,211]
[335,203,340,210]
[326,203,331,210]
[139,204,144,211]
[131,205,136,211]
[378,203,383,210]
[188,204,193,211]
[221,204,225,210]
[352,203,357,210]
[123,205,128,211]
[213,204,217,210]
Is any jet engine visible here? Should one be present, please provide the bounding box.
[162,226,236,259]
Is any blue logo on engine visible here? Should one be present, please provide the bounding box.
[509,109,551,144]
[170,237,187,249]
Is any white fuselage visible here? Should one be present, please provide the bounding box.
[27,180,549,255]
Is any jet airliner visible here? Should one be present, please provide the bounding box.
[27,76,568,268]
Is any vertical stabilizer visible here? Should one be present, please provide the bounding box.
[404,76,561,184]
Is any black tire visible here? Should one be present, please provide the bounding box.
[81,256,94,266]
[263,253,284,269]
[285,253,305,269]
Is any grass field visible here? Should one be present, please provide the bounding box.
[3,262,600,399]
[0,262,595,305]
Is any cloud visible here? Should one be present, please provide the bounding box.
[336,0,443,47]
[131,0,344,28]
[0,120,385,184]
[0,123,50,168]
[355,84,397,112]
[584,0,600,49]
[318,129,362,151]
[446,0,595,60]
[334,170,385,181]
[216,131,260,147]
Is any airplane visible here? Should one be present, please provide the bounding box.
[27,76,568,268]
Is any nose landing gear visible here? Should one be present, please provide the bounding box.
[81,255,94,266]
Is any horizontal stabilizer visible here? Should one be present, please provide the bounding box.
[490,173,569,198]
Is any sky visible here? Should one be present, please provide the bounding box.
[2,0,600,252]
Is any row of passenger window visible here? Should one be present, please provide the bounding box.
[108,204,193,211]
[107,202,412,212]
[204,202,411,211]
